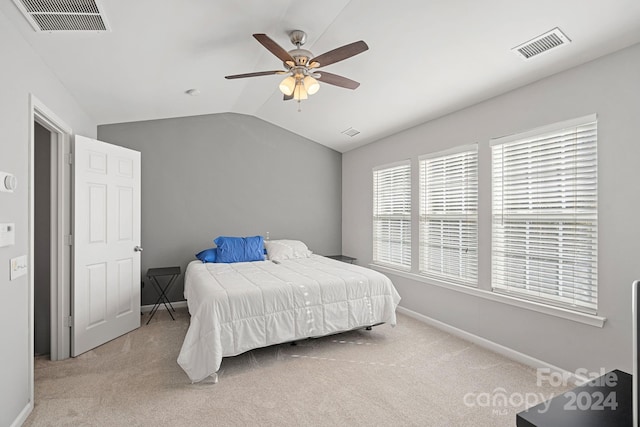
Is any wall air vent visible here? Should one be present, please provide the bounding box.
[12,0,110,32]
[341,127,361,137]
[512,27,570,59]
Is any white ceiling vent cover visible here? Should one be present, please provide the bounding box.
[12,0,110,32]
[512,28,570,59]
[341,127,361,137]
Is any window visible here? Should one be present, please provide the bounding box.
[419,146,478,286]
[373,161,411,269]
[491,115,598,313]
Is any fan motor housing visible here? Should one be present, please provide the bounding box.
[288,48,313,66]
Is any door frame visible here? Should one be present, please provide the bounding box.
[28,94,73,377]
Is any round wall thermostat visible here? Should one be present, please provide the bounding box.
[5,174,17,191]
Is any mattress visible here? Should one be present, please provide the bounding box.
[177,255,401,382]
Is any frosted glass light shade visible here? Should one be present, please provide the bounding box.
[293,82,308,100]
[279,76,296,96]
[303,76,320,95]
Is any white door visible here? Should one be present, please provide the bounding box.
[72,135,141,356]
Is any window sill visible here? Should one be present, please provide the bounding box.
[370,264,606,328]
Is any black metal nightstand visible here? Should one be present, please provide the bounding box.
[326,255,357,264]
[146,266,181,324]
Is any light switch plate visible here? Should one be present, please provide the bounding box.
[0,223,15,247]
[10,255,27,280]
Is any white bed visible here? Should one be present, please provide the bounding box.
[177,254,401,382]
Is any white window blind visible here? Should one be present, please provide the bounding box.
[491,115,598,313]
[419,146,478,286]
[373,161,411,269]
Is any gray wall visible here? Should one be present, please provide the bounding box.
[0,7,97,426]
[343,42,640,375]
[34,122,51,356]
[98,113,342,305]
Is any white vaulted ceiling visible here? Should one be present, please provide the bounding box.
[2,0,640,152]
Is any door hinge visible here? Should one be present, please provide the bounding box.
[64,316,73,328]
[66,235,73,246]
[66,153,74,164]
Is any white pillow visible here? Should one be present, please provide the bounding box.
[265,240,312,261]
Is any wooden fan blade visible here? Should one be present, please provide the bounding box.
[310,40,368,68]
[283,94,293,101]
[316,71,360,90]
[253,33,295,63]
[225,70,284,79]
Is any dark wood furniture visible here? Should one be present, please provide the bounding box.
[326,255,357,264]
[516,369,632,427]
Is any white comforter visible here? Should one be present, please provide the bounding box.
[177,255,401,382]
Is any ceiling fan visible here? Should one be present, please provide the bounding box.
[225,30,368,104]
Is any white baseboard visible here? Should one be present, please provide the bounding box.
[11,401,33,427]
[141,300,188,313]
[396,305,587,385]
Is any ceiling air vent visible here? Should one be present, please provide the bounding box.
[341,127,361,137]
[512,27,570,59]
[12,0,110,32]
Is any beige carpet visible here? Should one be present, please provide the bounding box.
[25,308,567,426]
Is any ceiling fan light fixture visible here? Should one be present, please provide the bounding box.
[279,76,296,96]
[226,31,368,106]
[293,82,308,100]
[303,76,320,95]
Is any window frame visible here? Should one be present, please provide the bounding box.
[418,144,478,287]
[490,114,598,314]
[372,160,412,270]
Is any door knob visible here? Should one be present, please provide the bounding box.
[134,246,143,252]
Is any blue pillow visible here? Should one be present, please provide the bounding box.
[214,236,265,263]
[195,248,217,263]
